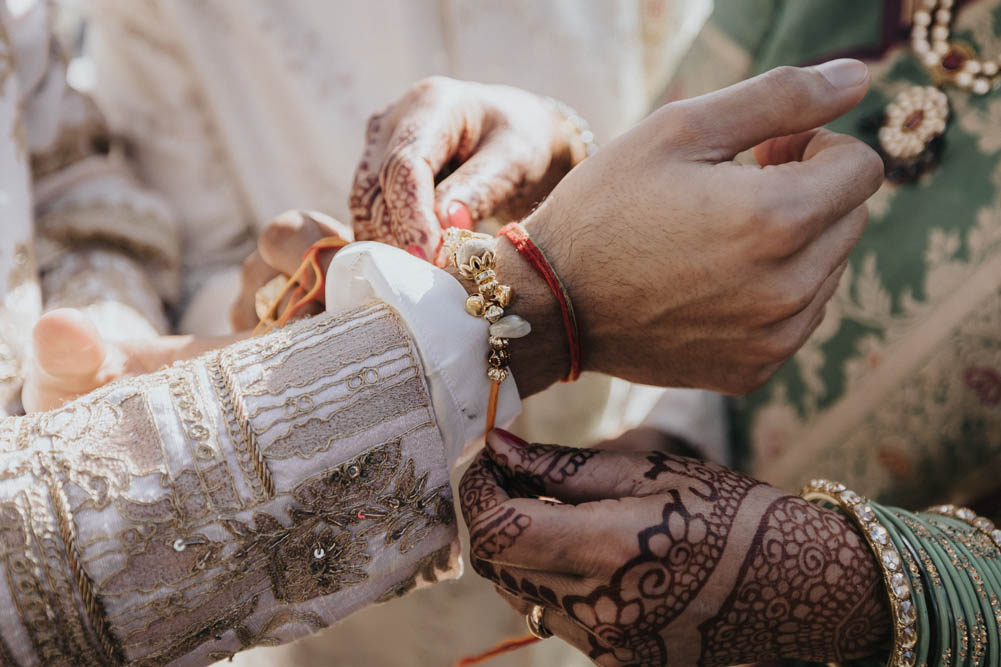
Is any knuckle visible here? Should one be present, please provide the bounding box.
[764,326,805,362]
[411,75,452,98]
[859,143,886,192]
[655,101,702,145]
[753,281,813,327]
[746,194,803,255]
[762,65,809,108]
[747,187,785,224]
[775,282,815,319]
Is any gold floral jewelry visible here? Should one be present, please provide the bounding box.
[801,480,919,667]
[878,0,1001,179]
[443,227,531,432]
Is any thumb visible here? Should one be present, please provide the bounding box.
[484,429,664,503]
[675,59,870,161]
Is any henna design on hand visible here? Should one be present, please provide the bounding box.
[697,496,890,666]
[350,112,390,243]
[466,447,887,665]
[472,558,559,611]
[349,80,575,257]
[352,120,438,253]
[459,455,531,560]
[563,456,761,666]
[488,441,598,498]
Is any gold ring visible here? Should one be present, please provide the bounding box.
[526,604,552,639]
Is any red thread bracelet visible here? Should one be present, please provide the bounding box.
[498,222,581,382]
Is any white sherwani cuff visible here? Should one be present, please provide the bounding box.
[326,242,522,464]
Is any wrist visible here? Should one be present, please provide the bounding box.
[453,236,564,397]
[496,237,567,396]
[766,499,892,663]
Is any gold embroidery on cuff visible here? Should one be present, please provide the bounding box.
[207,352,275,503]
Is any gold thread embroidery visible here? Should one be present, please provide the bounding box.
[50,482,123,664]
[375,543,455,603]
[207,352,274,502]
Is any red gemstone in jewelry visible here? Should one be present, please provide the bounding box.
[942,50,966,70]
[903,110,925,130]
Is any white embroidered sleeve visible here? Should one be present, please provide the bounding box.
[0,302,458,665]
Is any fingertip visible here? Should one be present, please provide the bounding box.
[32,309,106,378]
[485,428,529,457]
[811,58,869,90]
[444,201,473,230]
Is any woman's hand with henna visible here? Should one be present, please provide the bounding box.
[349,76,576,260]
[459,429,891,666]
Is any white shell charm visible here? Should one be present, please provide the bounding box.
[489,315,531,339]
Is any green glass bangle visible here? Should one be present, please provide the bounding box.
[927,505,1001,609]
[898,509,977,667]
[872,506,931,665]
[878,506,956,666]
[923,512,999,667]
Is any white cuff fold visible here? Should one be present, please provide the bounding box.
[325,242,522,464]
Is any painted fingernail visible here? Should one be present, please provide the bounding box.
[489,428,528,448]
[813,59,868,88]
[406,244,427,260]
[446,201,473,230]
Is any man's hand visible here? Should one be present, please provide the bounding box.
[460,429,891,666]
[350,77,576,260]
[230,210,350,331]
[22,309,238,412]
[512,59,883,394]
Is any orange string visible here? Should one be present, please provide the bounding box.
[484,380,500,438]
[456,385,532,665]
[253,236,349,336]
[453,635,540,667]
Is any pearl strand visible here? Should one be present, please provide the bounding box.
[911,0,999,95]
